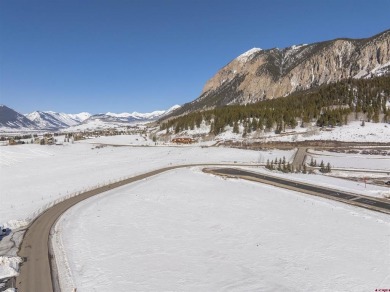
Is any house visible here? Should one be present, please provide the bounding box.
[171,137,195,144]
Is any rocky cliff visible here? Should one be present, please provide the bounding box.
[174,29,390,116]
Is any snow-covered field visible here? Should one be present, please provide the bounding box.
[82,134,157,146]
[209,121,390,143]
[1,134,390,289]
[268,121,390,142]
[2,139,294,227]
[243,167,390,199]
[57,168,390,291]
[307,149,390,171]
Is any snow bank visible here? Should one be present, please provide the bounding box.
[51,218,75,292]
[0,257,22,279]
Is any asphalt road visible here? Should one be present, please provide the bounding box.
[207,168,390,214]
[292,147,308,169]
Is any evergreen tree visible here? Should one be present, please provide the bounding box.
[320,160,325,172]
[233,121,239,134]
[326,162,331,173]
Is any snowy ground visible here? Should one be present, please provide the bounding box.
[242,167,390,199]
[0,139,295,227]
[307,149,390,171]
[57,167,390,291]
[210,121,390,143]
[0,257,22,280]
[82,134,156,146]
[1,134,390,286]
[267,121,390,143]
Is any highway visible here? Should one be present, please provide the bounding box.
[15,164,390,291]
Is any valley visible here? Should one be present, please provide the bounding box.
[1,26,389,292]
[0,132,389,291]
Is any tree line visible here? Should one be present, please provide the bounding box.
[160,76,390,135]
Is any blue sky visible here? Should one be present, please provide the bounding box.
[1,0,389,114]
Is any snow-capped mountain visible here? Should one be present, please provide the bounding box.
[82,105,181,125]
[67,112,92,122]
[25,111,91,130]
[105,105,181,120]
[26,111,79,130]
[0,105,38,131]
[0,105,180,132]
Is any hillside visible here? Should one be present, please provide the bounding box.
[25,111,89,130]
[159,76,390,139]
[0,105,38,131]
[168,29,390,117]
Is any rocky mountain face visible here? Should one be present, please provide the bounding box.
[172,29,390,116]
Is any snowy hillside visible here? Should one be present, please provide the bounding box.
[104,104,181,121]
[0,105,38,131]
[1,105,180,132]
[236,48,262,63]
[25,111,83,130]
[106,105,180,120]
[77,105,181,130]
[163,120,390,144]
[66,112,91,122]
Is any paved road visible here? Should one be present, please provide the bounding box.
[206,168,390,214]
[292,147,308,169]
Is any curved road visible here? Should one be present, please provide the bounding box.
[15,164,390,291]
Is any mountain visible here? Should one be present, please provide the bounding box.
[105,105,180,122]
[25,111,91,130]
[1,105,179,132]
[0,105,39,131]
[81,105,181,126]
[168,29,390,117]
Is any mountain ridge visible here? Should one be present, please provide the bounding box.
[0,105,181,131]
[165,29,390,118]
[0,105,38,131]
